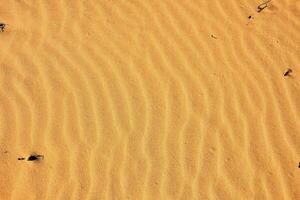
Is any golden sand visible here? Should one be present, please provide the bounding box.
[0,0,299,199]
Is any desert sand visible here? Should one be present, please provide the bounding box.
[0,0,299,199]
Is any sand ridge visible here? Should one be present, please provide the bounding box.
[0,0,299,199]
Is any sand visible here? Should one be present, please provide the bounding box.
[0,0,299,199]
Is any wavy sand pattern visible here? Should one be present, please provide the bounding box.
[0,0,299,199]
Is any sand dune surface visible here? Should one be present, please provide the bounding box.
[0,0,299,199]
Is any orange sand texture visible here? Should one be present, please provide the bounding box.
[0,0,299,199]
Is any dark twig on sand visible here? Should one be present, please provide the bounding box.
[211,34,217,39]
[0,23,7,32]
[257,0,271,13]
[18,154,44,161]
[27,154,44,161]
[283,68,292,77]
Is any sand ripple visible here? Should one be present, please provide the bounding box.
[0,0,299,199]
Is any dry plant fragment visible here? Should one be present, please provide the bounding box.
[283,68,292,77]
[257,0,271,13]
